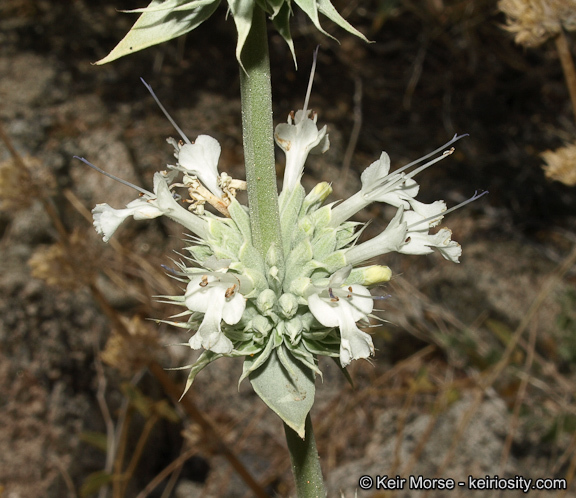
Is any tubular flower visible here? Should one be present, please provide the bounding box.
[82,78,483,406]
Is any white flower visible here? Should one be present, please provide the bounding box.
[93,198,163,243]
[399,199,462,262]
[308,274,374,367]
[275,110,329,193]
[344,206,409,266]
[185,273,246,354]
[91,171,208,242]
[169,135,223,197]
[330,152,419,227]
[330,135,464,227]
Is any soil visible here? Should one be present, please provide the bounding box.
[1,1,576,497]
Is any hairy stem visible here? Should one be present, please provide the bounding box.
[239,6,283,260]
[284,415,326,498]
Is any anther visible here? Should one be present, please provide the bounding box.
[328,288,339,302]
[199,275,208,287]
[225,284,236,298]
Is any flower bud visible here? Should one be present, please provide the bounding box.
[346,265,392,286]
[256,289,276,315]
[302,182,333,214]
[278,293,299,319]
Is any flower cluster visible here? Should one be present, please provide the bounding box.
[82,79,477,399]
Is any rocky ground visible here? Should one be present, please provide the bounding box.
[1,1,576,497]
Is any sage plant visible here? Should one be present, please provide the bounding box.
[80,1,483,495]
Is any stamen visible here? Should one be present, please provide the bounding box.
[161,264,179,275]
[224,284,236,298]
[407,190,489,230]
[372,294,391,301]
[74,156,152,196]
[398,134,467,174]
[199,275,209,287]
[140,78,192,145]
[364,139,464,198]
[328,288,339,302]
[302,46,320,117]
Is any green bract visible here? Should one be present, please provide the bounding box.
[96,0,369,66]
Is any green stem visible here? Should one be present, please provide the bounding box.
[239,6,283,259]
[284,415,326,498]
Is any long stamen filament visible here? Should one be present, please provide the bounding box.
[74,156,152,196]
[140,78,192,145]
[395,133,467,175]
[364,138,465,198]
[302,46,320,117]
[407,190,489,230]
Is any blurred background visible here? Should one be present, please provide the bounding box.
[1,0,576,496]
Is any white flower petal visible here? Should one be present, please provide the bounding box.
[153,173,208,238]
[184,275,245,355]
[331,153,420,226]
[308,284,374,367]
[408,198,446,227]
[177,135,222,196]
[92,199,162,242]
[345,207,408,266]
[275,114,329,193]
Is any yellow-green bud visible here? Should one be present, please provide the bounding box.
[302,182,333,213]
[346,265,392,286]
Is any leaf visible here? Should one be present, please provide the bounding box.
[249,346,315,438]
[228,197,252,244]
[317,0,370,42]
[79,431,108,452]
[80,470,113,497]
[181,350,224,399]
[279,183,305,256]
[270,2,297,66]
[293,0,331,39]
[121,383,152,417]
[228,0,255,69]
[96,0,220,65]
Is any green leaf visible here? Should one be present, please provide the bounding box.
[81,470,113,497]
[79,431,108,452]
[318,0,370,42]
[229,0,255,69]
[279,183,305,256]
[154,399,181,422]
[294,0,331,39]
[239,327,281,383]
[96,0,220,65]
[249,346,315,438]
[284,237,314,289]
[228,197,252,244]
[270,2,297,66]
[181,350,223,399]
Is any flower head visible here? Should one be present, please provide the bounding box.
[82,77,484,416]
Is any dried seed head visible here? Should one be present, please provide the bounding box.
[541,142,576,186]
[498,0,576,47]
